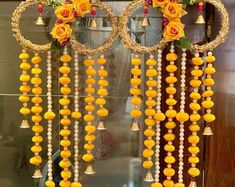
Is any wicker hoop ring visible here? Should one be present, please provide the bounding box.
[70,1,118,55]
[192,0,229,52]
[119,0,166,54]
[12,0,51,53]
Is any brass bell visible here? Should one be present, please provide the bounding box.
[35,15,45,26]
[97,120,106,130]
[189,181,197,187]
[89,18,97,28]
[144,171,154,182]
[32,169,43,178]
[141,16,151,27]
[203,126,213,136]
[85,164,96,175]
[131,121,140,131]
[20,120,30,129]
[195,14,206,24]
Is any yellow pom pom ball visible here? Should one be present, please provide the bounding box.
[163,168,175,177]
[146,59,157,66]
[30,156,42,165]
[166,87,177,95]
[97,108,109,117]
[164,144,175,152]
[20,74,30,82]
[205,67,216,75]
[97,58,107,65]
[190,114,201,122]
[146,69,158,77]
[19,52,29,60]
[98,80,108,87]
[165,76,177,84]
[145,119,155,126]
[166,53,178,61]
[59,77,71,85]
[98,69,108,77]
[163,180,174,187]
[146,90,157,97]
[143,160,153,169]
[131,97,142,105]
[143,149,154,157]
[85,125,96,134]
[84,59,94,66]
[31,56,42,64]
[97,88,108,96]
[32,87,42,95]
[130,109,142,118]
[96,98,106,105]
[131,58,141,65]
[164,156,176,164]
[144,129,155,137]
[202,90,214,97]
[72,111,82,119]
[190,92,201,100]
[166,64,177,72]
[191,69,203,77]
[59,160,71,168]
[60,118,71,126]
[60,150,71,158]
[31,68,42,75]
[61,170,72,179]
[84,114,95,122]
[59,66,71,74]
[20,62,31,70]
[205,55,216,63]
[203,78,215,86]
[203,113,215,123]
[190,79,202,87]
[32,115,42,123]
[60,109,71,116]
[31,97,42,104]
[131,78,141,86]
[85,96,95,103]
[85,105,95,112]
[83,153,94,162]
[60,129,71,137]
[131,68,141,76]
[165,121,176,129]
[192,57,203,65]
[166,98,177,106]
[188,146,200,154]
[45,180,55,187]
[174,183,185,187]
[59,180,71,187]
[85,134,96,142]
[20,107,30,115]
[85,78,96,85]
[188,156,199,164]
[19,85,31,93]
[130,88,141,96]
[164,133,175,141]
[189,124,200,132]
[19,95,30,103]
[151,183,162,187]
[84,143,95,151]
[189,103,201,111]
[61,87,71,95]
[71,182,82,187]
[145,108,155,116]
[145,100,156,107]
[31,106,43,113]
[86,68,96,76]
[60,139,71,147]
[144,139,155,148]
[202,100,214,109]
[188,135,200,144]
[165,109,177,118]
[60,54,72,63]
[32,125,43,133]
[31,145,42,153]
[146,80,157,87]
[188,167,200,177]
[176,112,189,122]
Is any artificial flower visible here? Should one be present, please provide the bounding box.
[51,23,72,44]
[162,2,186,20]
[73,0,91,17]
[55,4,75,23]
[152,0,168,8]
[163,21,185,42]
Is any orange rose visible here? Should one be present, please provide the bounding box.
[51,23,72,44]
[55,4,75,23]
[73,0,91,17]
[152,0,169,8]
[162,2,186,20]
[163,21,185,42]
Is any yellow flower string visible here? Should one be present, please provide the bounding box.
[130,55,142,131]
[188,52,204,185]
[59,47,72,187]
[163,43,177,187]
[83,56,96,174]
[19,50,31,128]
[29,53,43,178]
[151,49,165,187]
[143,55,158,182]
[96,55,109,130]
[71,51,82,187]
[175,49,189,187]
[44,51,56,187]
[202,52,216,135]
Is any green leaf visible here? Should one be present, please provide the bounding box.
[182,0,193,5]
[175,37,192,50]
[49,0,62,8]
[50,40,64,52]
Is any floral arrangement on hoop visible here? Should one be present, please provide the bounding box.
[152,0,191,48]
[50,0,91,46]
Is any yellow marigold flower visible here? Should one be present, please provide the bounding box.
[60,54,72,63]
[32,136,43,143]
[188,167,200,177]
[73,0,91,17]
[146,59,157,66]
[151,183,163,187]
[32,87,42,95]
[166,98,177,106]
[71,182,82,187]
[131,58,141,65]
[166,52,178,61]
[188,135,200,144]
[45,180,55,187]
[19,85,31,93]
[145,100,156,107]
[32,115,42,123]
[59,76,71,85]
[164,144,175,152]
[164,133,175,141]
[191,69,203,77]
[146,69,158,77]
[202,90,214,97]
[131,78,141,86]
[60,180,70,187]
[192,57,203,66]
[85,87,95,94]
[31,56,42,64]
[144,139,155,148]
[19,95,30,103]
[31,106,43,113]
[188,156,199,164]
[32,125,43,133]
[84,59,94,67]
[145,119,155,126]
[164,156,176,164]
[143,149,154,158]
[188,146,200,154]
[165,109,177,118]
[143,160,153,169]
[51,23,72,44]
[176,112,189,122]
[20,107,30,115]
[165,76,177,84]
[20,62,31,70]
[86,68,96,76]
[165,121,176,129]
[85,105,95,112]
[190,92,201,100]
[189,124,200,132]
[146,90,157,97]
[85,134,96,142]
[59,66,71,74]
[189,103,201,111]
[85,96,95,103]
[44,111,56,120]
[152,0,168,7]
[60,139,71,147]
[131,68,141,76]
[31,145,42,153]
[19,52,29,59]
[205,55,216,63]
[30,156,42,165]
[97,58,107,65]
[61,170,72,179]
[60,129,71,137]
[163,21,185,42]
[59,98,70,106]
[97,88,108,96]
[55,4,75,23]
[144,129,155,137]
[98,69,108,77]
[163,168,175,177]
[97,108,109,117]
[203,113,215,123]
[146,80,157,87]
[60,109,71,116]
[145,108,156,116]
[84,143,95,151]
[85,125,96,134]
[130,109,142,118]
[166,64,177,72]
[96,98,106,105]
[163,179,174,186]
[84,114,95,121]
[98,79,108,87]
[60,150,71,158]
[174,183,185,187]
[20,74,30,82]
[202,100,214,109]
[205,67,216,75]
[61,87,71,95]
[190,114,201,122]
[166,87,177,94]
[131,97,141,105]
[130,88,141,95]
[31,77,42,85]
[203,78,215,86]
[190,79,202,87]
[162,2,186,20]
[60,118,71,126]
[59,160,71,168]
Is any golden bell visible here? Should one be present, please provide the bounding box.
[141,16,151,27]
[195,14,206,24]
[84,165,96,175]
[32,169,43,178]
[35,15,45,26]
[203,126,213,136]
[20,120,30,129]
[131,121,139,131]
[189,181,197,187]
[144,171,154,182]
[97,120,106,130]
[89,18,97,28]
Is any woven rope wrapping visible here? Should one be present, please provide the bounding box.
[12,0,51,53]
[192,0,230,52]
[119,0,166,54]
[70,1,118,55]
